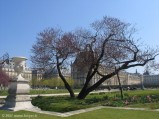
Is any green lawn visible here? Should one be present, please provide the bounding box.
[125,89,159,96]
[30,89,80,95]
[128,102,159,109]
[0,108,159,119]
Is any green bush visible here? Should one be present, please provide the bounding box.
[32,96,91,112]
[31,90,159,112]
[85,97,101,104]
[103,95,109,100]
[0,90,8,96]
[104,94,159,107]
[31,77,74,88]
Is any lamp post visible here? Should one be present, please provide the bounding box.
[141,74,145,90]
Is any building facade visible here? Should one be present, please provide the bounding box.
[0,59,42,81]
[143,74,159,87]
[71,56,141,87]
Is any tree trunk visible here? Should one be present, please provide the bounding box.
[64,81,75,98]
[77,74,93,99]
[77,88,90,99]
[77,72,118,99]
[116,67,123,100]
[57,64,75,98]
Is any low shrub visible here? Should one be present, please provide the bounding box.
[31,90,159,112]
[32,96,94,112]
[85,97,101,104]
[104,94,159,107]
[0,90,8,96]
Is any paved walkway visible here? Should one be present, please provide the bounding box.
[25,106,105,117]
[0,89,119,99]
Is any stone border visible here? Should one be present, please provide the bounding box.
[24,106,105,117]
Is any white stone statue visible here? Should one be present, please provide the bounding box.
[1,57,35,111]
[12,57,26,80]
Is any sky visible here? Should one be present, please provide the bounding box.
[0,0,159,74]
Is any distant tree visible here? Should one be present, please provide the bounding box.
[31,16,159,99]
[0,70,10,90]
[143,64,151,75]
[0,53,9,67]
[31,77,74,89]
[31,78,39,88]
[144,61,159,74]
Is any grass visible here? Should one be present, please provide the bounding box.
[0,89,81,96]
[99,89,159,98]
[31,89,159,112]
[0,108,159,119]
[125,89,159,96]
[30,89,75,95]
[128,102,159,109]
[69,108,159,119]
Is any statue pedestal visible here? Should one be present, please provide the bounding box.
[2,80,34,111]
[0,57,36,111]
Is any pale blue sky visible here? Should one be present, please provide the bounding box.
[0,0,159,73]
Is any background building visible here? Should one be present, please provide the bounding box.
[2,56,158,89]
[71,56,141,88]
[143,74,159,87]
[0,59,42,81]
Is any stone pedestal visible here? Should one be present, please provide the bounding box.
[1,57,35,111]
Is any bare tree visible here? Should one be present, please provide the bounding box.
[144,61,159,74]
[31,16,159,99]
[31,28,79,98]
[0,70,10,90]
[75,16,159,99]
[0,53,10,90]
[0,53,9,68]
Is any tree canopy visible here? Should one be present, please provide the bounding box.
[31,16,159,99]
